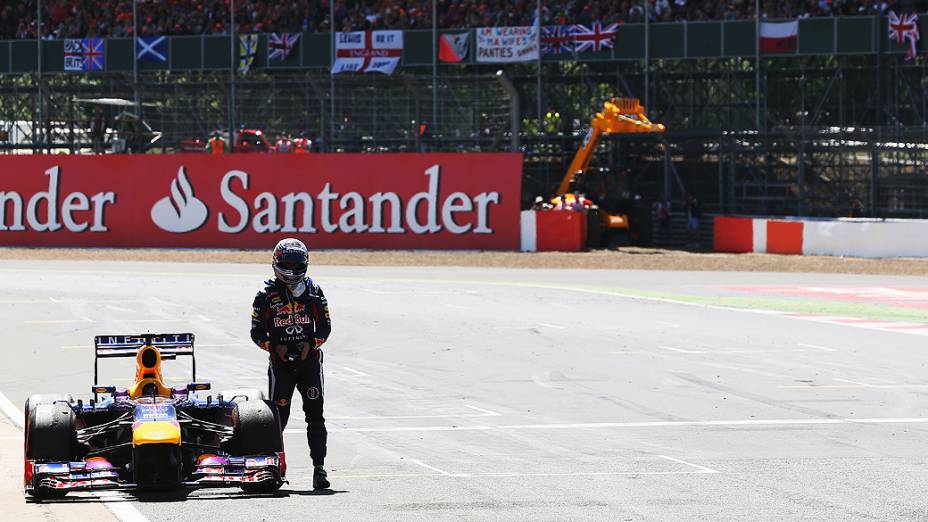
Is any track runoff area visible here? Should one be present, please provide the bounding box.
[2,261,928,520]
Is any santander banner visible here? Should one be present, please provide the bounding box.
[0,153,522,249]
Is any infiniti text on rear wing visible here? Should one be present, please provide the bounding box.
[93,333,196,382]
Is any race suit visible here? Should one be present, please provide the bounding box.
[250,278,332,466]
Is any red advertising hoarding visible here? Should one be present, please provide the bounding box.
[0,153,522,249]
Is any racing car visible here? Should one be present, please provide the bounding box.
[23,333,285,498]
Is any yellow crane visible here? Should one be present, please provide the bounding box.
[553,97,665,236]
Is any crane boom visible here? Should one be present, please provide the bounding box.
[556,98,665,196]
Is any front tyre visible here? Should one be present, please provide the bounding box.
[232,400,283,454]
[26,403,76,499]
[232,400,284,493]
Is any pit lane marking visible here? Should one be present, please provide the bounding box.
[659,345,706,354]
[657,455,719,474]
[340,366,369,377]
[798,343,839,352]
[278,416,928,434]
[332,470,718,479]
[463,404,502,416]
[26,317,93,324]
[409,459,454,476]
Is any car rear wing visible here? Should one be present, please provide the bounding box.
[93,333,196,383]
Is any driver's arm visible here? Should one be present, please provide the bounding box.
[312,284,331,346]
[250,290,271,351]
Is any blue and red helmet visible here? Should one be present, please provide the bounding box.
[272,238,309,285]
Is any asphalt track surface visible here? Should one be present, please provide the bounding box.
[2,261,928,521]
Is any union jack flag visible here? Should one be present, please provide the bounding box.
[888,11,920,61]
[64,38,105,71]
[268,33,300,61]
[542,25,574,55]
[570,22,618,53]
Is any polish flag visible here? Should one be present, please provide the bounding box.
[759,20,798,53]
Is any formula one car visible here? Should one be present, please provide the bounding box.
[23,333,285,498]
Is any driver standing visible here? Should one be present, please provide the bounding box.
[250,238,332,489]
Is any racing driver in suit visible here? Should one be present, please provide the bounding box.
[250,238,332,489]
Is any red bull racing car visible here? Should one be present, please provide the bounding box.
[24,333,285,498]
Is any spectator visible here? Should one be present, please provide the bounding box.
[89,107,105,154]
[656,199,671,229]
[4,0,913,39]
[684,193,702,246]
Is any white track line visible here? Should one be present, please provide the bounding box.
[333,470,714,479]
[657,454,719,474]
[0,391,149,522]
[538,323,567,329]
[94,491,149,522]
[463,404,502,416]
[340,366,369,377]
[409,459,455,476]
[279,416,928,434]
[118,319,184,323]
[25,318,93,324]
[799,343,839,352]
[833,378,870,386]
[0,391,23,428]
[659,345,706,354]
[196,314,212,322]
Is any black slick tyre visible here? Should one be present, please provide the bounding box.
[26,403,76,499]
[232,400,283,493]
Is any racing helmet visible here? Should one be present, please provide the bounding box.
[272,238,309,285]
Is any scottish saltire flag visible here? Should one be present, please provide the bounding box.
[64,38,105,71]
[542,25,574,54]
[238,34,258,73]
[137,36,167,62]
[571,22,618,53]
[268,33,300,61]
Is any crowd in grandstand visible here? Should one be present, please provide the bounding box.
[1,0,921,40]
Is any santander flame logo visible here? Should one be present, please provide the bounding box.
[150,166,209,233]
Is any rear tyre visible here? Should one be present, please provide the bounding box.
[26,403,76,499]
[232,400,283,494]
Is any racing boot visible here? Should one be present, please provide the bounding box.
[313,465,330,489]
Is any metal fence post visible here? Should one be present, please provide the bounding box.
[644,1,650,109]
[36,0,43,153]
[495,70,520,152]
[229,1,236,152]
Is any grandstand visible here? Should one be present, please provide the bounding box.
[2,1,928,236]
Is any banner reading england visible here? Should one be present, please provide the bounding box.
[332,31,403,75]
[476,26,539,63]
